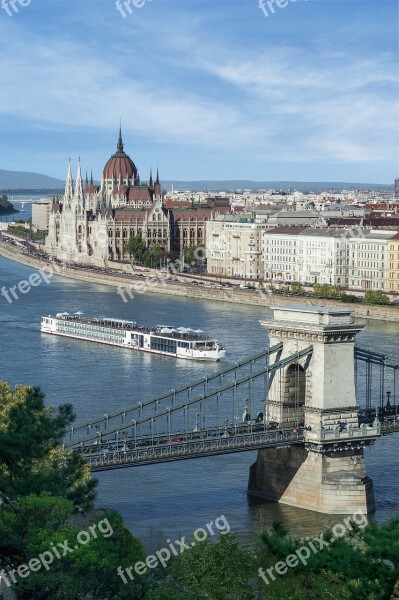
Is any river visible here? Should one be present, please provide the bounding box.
[0,255,398,550]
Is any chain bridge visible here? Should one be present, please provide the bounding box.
[65,306,399,514]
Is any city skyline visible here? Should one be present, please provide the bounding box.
[0,0,397,183]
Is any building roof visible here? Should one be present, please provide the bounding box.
[265,226,307,235]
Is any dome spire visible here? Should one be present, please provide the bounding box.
[117,121,124,152]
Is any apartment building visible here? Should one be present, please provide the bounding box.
[386,233,399,292]
[206,216,268,279]
[264,227,305,282]
[298,229,349,286]
[348,231,397,291]
[264,227,349,285]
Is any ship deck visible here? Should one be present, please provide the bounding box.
[52,315,214,342]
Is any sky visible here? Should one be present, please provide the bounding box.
[0,0,398,184]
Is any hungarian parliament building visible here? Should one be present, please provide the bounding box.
[46,128,230,264]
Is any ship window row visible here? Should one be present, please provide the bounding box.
[177,341,190,349]
[151,337,177,353]
[56,324,125,340]
[57,323,125,336]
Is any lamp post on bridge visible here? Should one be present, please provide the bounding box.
[386,391,392,413]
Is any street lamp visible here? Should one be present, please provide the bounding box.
[386,391,392,412]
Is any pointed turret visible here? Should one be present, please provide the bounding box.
[155,167,161,197]
[117,122,124,153]
[90,170,94,186]
[74,158,84,208]
[149,169,153,188]
[64,159,74,202]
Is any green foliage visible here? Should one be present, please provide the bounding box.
[364,290,390,305]
[290,282,304,295]
[125,234,147,262]
[341,293,361,303]
[256,519,399,600]
[185,245,205,268]
[144,244,165,267]
[0,382,96,512]
[0,495,147,600]
[313,284,343,299]
[125,236,166,267]
[174,534,256,600]
[0,195,15,214]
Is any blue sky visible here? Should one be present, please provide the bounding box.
[0,0,397,184]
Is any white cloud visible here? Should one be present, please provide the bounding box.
[0,8,397,174]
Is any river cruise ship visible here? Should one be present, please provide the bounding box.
[41,313,226,361]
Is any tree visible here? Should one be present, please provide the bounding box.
[185,245,205,269]
[125,235,147,263]
[341,293,361,303]
[142,244,165,268]
[313,284,343,300]
[290,282,304,295]
[0,495,147,600]
[364,290,390,305]
[174,534,256,600]
[256,519,399,600]
[0,382,96,512]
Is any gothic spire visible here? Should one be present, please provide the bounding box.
[156,168,160,185]
[90,170,94,186]
[74,158,84,205]
[149,169,153,188]
[64,158,74,201]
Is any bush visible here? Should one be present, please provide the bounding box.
[341,293,361,303]
[364,290,390,305]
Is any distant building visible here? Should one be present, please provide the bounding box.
[349,230,397,291]
[206,216,268,279]
[263,227,306,283]
[395,178,399,199]
[264,227,349,286]
[46,128,230,264]
[32,199,51,231]
[387,233,399,292]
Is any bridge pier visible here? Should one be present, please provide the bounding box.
[248,306,379,515]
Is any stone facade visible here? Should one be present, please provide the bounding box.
[206,216,268,280]
[46,130,230,265]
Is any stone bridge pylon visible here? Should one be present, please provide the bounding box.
[248,306,380,514]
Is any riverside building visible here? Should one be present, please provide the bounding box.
[263,227,399,291]
[46,128,230,264]
[206,216,268,280]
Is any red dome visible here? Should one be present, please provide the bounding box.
[103,128,137,181]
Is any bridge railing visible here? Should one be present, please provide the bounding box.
[84,429,305,470]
